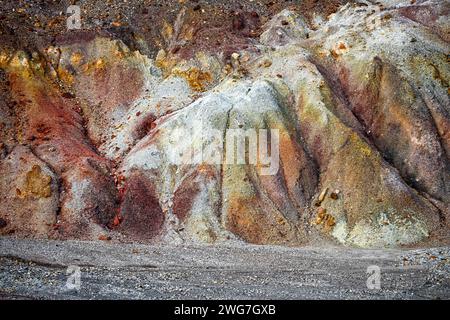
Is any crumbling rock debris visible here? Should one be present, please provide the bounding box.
[0,0,449,248]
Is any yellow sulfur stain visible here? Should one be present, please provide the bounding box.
[173,67,212,92]
[18,165,52,198]
[56,66,74,85]
[70,52,83,66]
[350,132,372,157]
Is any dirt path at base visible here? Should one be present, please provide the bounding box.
[0,238,449,299]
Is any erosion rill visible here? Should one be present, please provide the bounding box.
[0,0,449,249]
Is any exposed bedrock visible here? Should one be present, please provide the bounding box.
[119,79,318,244]
[0,53,118,239]
[0,0,449,247]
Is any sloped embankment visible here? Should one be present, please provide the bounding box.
[0,0,449,248]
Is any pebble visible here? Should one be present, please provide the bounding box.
[262,59,272,67]
[318,188,328,202]
[330,189,340,200]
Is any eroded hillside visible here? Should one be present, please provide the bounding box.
[0,0,449,248]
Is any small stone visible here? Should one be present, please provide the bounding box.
[315,207,326,224]
[326,216,336,227]
[98,234,112,241]
[231,52,240,61]
[263,59,272,67]
[330,189,340,200]
[318,187,328,202]
[0,217,7,229]
[224,64,233,74]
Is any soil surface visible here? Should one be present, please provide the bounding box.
[0,238,449,299]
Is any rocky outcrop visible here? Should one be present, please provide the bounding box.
[0,0,448,247]
[0,52,118,239]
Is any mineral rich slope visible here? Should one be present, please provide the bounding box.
[0,0,449,248]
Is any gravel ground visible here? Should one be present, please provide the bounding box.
[0,237,449,300]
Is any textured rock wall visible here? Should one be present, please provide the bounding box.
[0,0,449,248]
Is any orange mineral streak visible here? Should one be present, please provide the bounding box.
[278,131,302,190]
[226,196,264,244]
